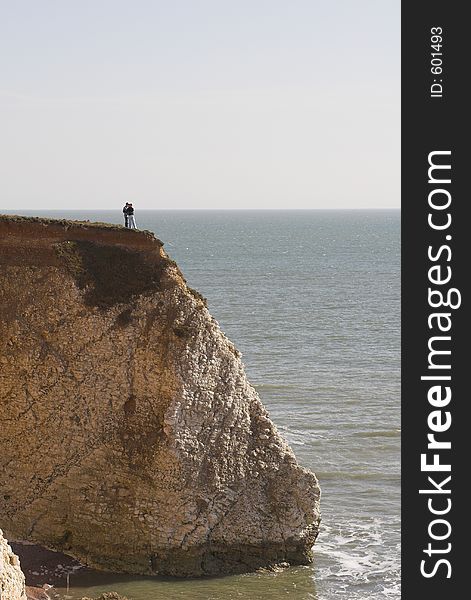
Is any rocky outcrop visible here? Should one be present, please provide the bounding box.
[25,586,53,600]
[0,530,27,600]
[0,215,320,577]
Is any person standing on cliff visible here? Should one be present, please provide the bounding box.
[127,203,137,229]
[122,202,130,227]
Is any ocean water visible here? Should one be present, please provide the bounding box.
[4,209,400,599]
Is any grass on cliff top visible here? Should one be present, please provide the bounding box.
[1,213,123,229]
[0,213,156,238]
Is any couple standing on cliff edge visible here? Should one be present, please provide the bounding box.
[123,203,137,229]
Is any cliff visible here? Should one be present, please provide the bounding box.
[0,215,320,577]
[1,530,27,600]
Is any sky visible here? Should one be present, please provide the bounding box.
[0,0,400,210]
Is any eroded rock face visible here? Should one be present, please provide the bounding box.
[0,530,27,600]
[0,215,320,577]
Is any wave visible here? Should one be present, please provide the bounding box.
[315,471,400,482]
[352,430,400,438]
[314,517,400,599]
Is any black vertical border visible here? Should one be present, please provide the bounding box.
[402,2,467,598]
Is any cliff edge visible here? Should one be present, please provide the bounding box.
[0,215,320,577]
[1,530,27,600]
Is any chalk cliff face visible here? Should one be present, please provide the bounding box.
[0,215,320,577]
[1,530,27,600]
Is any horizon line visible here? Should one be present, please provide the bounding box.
[1,207,401,212]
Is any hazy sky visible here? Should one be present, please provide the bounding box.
[0,1,400,210]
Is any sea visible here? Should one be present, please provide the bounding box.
[4,209,400,600]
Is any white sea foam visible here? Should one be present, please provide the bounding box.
[314,517,400,598]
